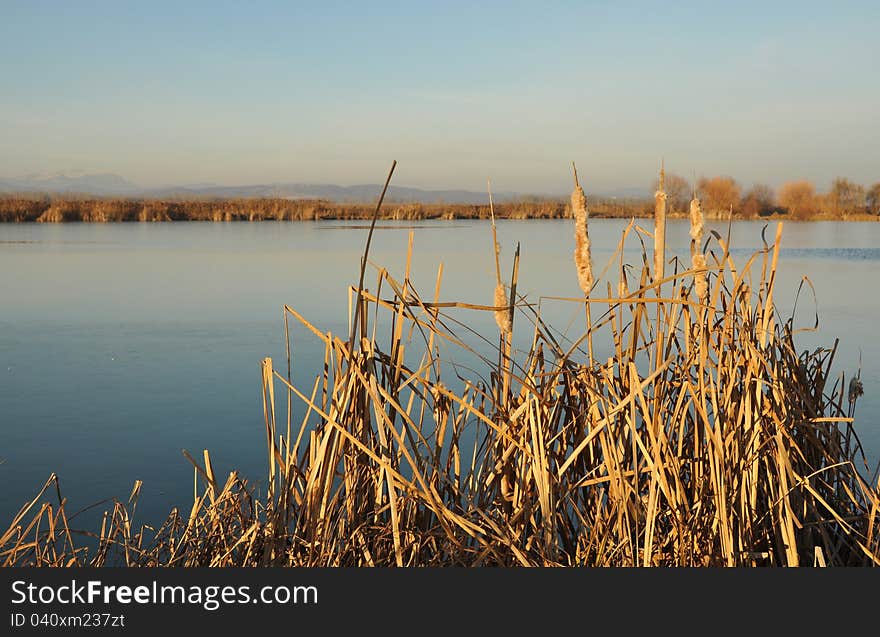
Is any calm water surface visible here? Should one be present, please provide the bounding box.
[1,220,878,526]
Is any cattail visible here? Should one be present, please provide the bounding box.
[689,193,704,242]
[494,282,511,335]
[689,196,708,302]
[693,253,708,301]
[487,179,511,337]
[848,377,864,403]
[654,162,667,279]
[571,166,594,296]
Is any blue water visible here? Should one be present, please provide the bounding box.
[1,219,878,528]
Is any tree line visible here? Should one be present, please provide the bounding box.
[654,173,880,219]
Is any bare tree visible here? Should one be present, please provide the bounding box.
[778,180,817,219]
[827,177,866,215]
[697,176,740,216]
[867,182,880,215]
[741,184,775,218]
[651,172,690,213]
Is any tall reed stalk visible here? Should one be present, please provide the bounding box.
[488,179,511,337]
[571,162,595,367]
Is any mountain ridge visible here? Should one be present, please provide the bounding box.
[0,172,651,202]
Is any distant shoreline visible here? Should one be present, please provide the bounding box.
[1,196,877,223]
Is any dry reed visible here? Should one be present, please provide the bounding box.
[2,167,879,568]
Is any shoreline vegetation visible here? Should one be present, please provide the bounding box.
[3,164,879,566]
[2,172,880,223]
[2,195,879,223]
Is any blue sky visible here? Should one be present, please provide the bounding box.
[1,1,878,194]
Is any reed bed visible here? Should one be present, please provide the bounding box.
[3,168,879,567]
[0,196,602,223]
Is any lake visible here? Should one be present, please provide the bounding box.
[1,219,879,527]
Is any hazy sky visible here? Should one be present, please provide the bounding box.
[1,1,878,194]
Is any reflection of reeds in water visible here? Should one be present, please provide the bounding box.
[3,167,879,567]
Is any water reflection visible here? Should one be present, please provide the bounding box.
[1,219,877,525]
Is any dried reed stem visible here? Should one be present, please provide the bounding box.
[348,160,397,352]
[500,244,520,405]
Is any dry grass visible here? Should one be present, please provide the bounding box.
[2,169,879,567]
[0,196,602,223]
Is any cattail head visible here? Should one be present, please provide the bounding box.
[572,185,588,224]
[689,197,704,243]
[689,195,708,302]
[692,253,708,301]
[571,180,594,295]
[494,283,511,336]
[653,163,667,279]
[848,377,864,403]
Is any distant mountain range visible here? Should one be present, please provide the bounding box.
[147,182,525,204]
[0,171,139,195]
[0,172,650,202]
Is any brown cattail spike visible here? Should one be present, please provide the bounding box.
[488,179,510,336]
[494,283,511,335]
[690,195,708,302]
[571,162,593,296]
[654,161,667,280]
